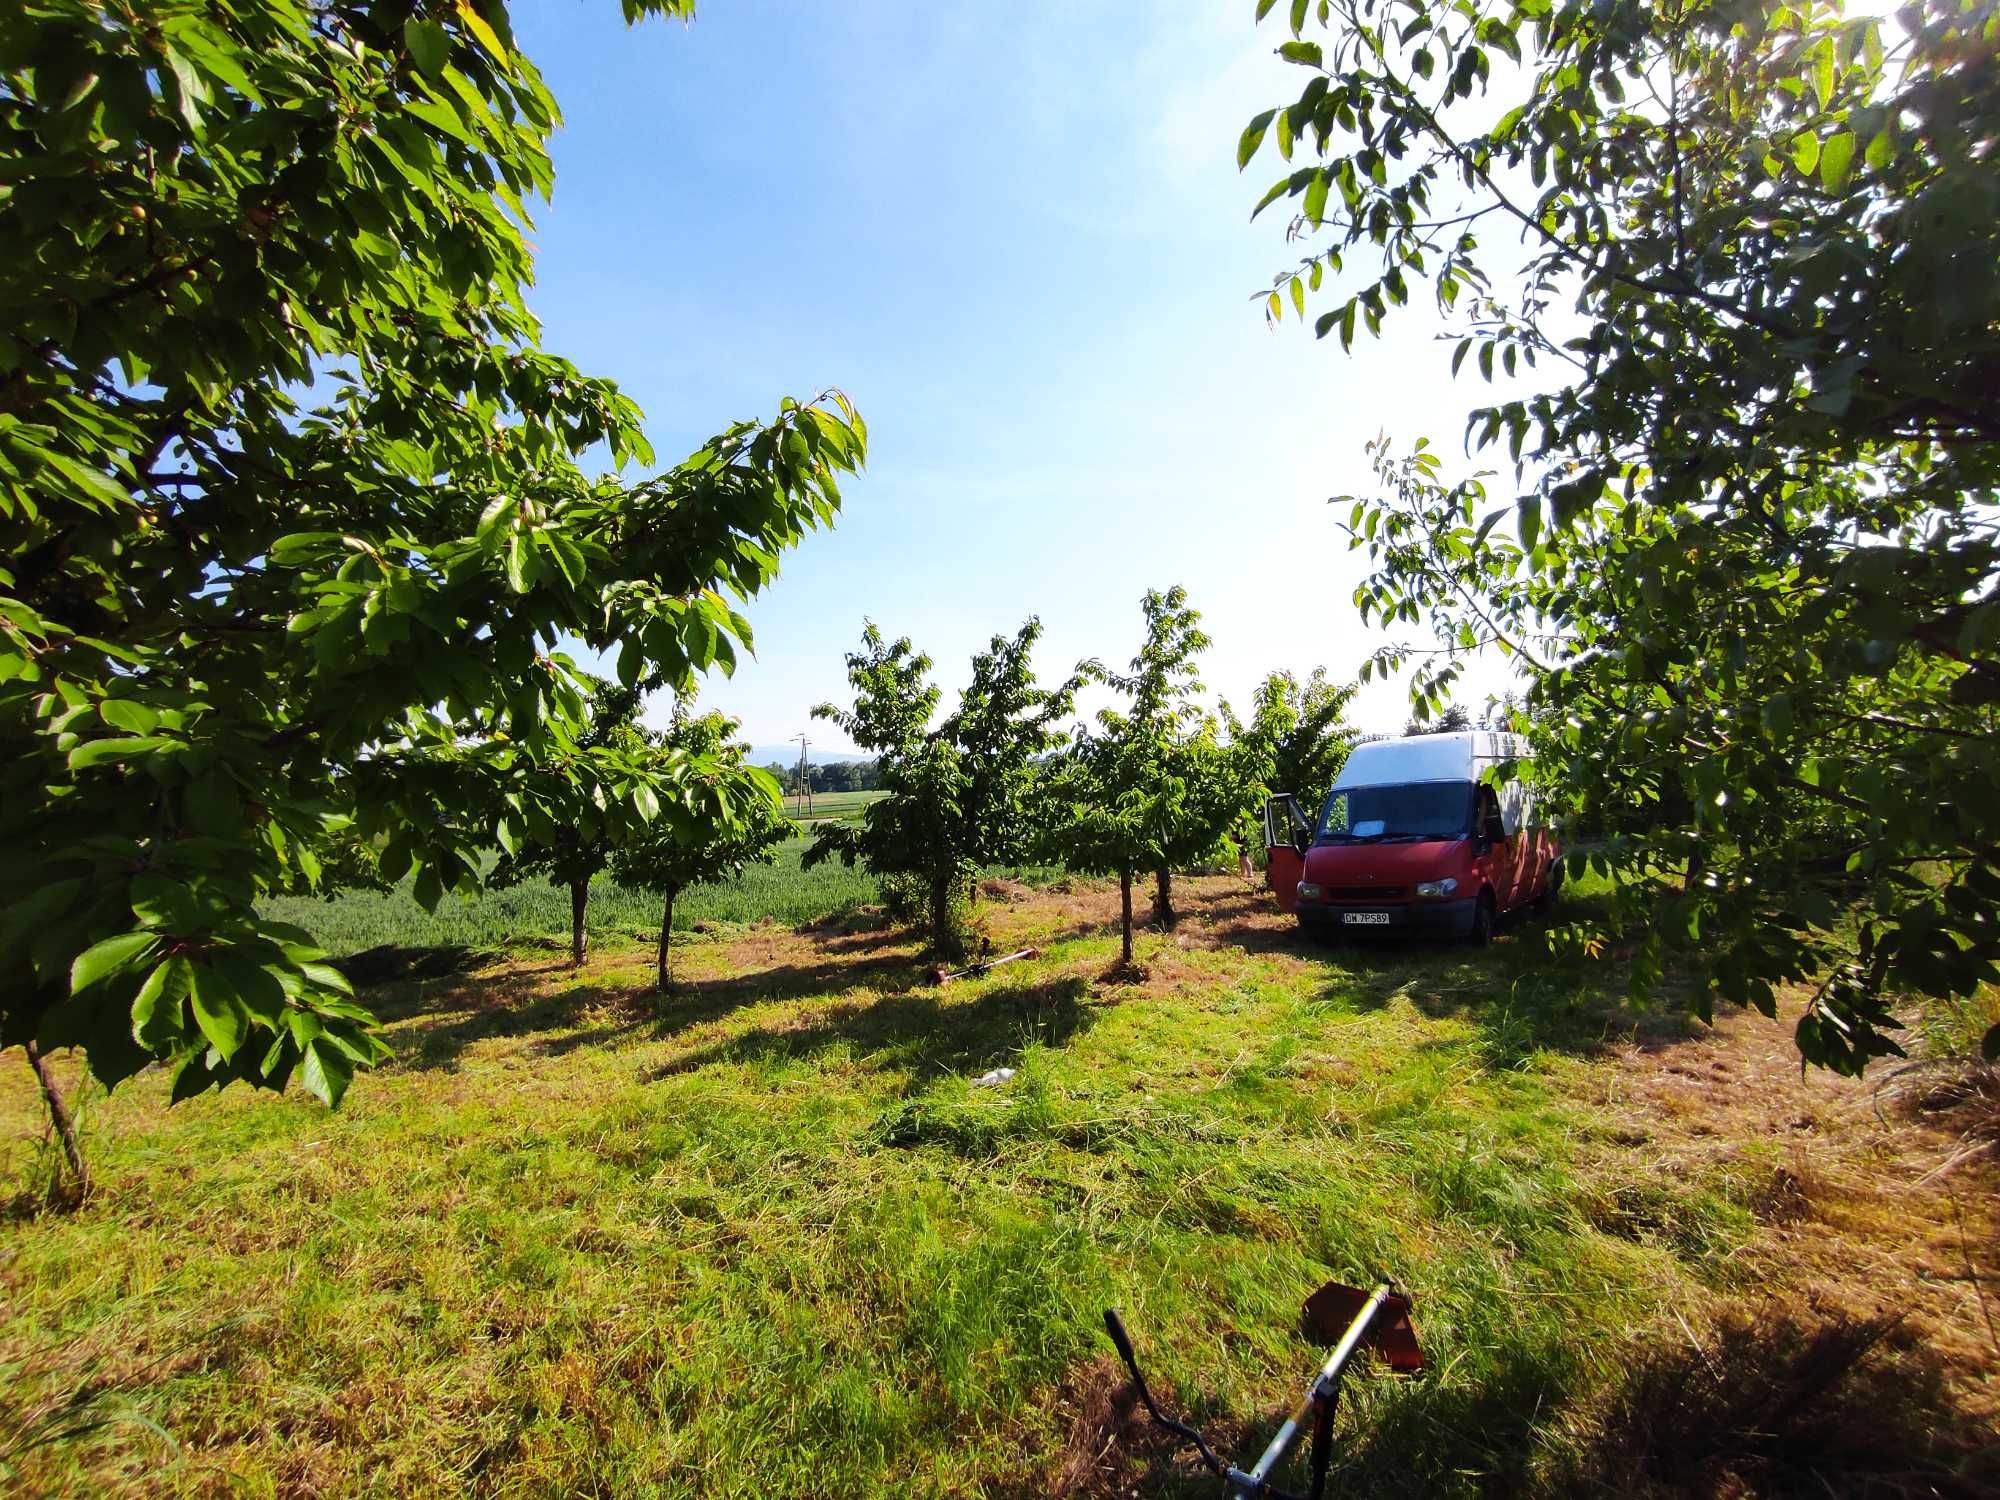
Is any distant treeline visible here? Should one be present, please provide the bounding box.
[762,759,883,795]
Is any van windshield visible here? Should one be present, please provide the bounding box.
[1318,781,1475,843]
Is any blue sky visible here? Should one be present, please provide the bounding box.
[514,0,1526,751]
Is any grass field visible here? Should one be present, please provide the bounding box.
[3,878,1994,1497]
[259,836,881,959]
[781,788,881,825]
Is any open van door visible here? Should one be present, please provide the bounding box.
[1264,794,1314,913]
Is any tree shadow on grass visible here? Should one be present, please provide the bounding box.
[382,976,638,1074]
[1332,1304,1997,1500]
[529,948,934,1062]
[647,973,1098,1085]
[1557,1304,2000,1498]
[670,947,930,1009]
[1340,938,1707,1066]
[1044,1302,1997,1500]
[369,936,934,1074]
[1202,890,1707,1065]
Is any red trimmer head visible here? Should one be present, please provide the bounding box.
[1302,1280,1425,1372]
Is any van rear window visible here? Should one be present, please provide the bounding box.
[1319,782,1475,842]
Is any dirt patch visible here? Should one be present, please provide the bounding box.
[1878,1057,2000,1176]
[1588,1000,2000,1437]
[1013,1353,1239,1500]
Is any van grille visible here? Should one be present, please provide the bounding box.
[1326,885,1408,902]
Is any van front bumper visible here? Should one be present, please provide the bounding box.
[1297,897,1476,939]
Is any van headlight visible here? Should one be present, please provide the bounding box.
[1415,878,1458,899]
[1296,882,1323,902]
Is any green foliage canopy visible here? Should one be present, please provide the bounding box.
[0,0,864,1106]
[807,620,1075,959]
[1225,666,1359,805]
[611,707,791,987]
[1045,588,1243,952]
[1242,0,2000,1069]
[491,679,652,895]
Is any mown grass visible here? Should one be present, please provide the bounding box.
[2,881,1782,1497]
[260,836,879,958]
[782,788,882,824]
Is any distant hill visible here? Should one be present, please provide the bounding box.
[745,744,867,767]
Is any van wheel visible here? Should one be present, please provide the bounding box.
[1467,893,1496,947]
[1299,917,1336,947]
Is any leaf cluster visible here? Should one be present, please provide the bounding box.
[1044,588,1247,880]
[806,619,1077,955]
[611,708,792,899]
[1246,0,2000,1069]
[0,1,864,1104]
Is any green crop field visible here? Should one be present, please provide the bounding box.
[259,836,879,959]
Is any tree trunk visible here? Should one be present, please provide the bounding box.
[656,884,679,992]
[1119,869,1135,967]
[24,1041,90,1201]
[1153,866,1176,930]
[1683,846,1708,896]
[569,878,589,968]
[930,872,960,963]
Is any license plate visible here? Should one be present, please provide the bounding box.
[1342,911,1391,926]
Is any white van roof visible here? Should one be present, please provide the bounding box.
[1332,731,1526,790]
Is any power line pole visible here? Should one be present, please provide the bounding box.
[794,733,812,819]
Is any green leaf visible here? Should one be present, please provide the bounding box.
[71,931,161,994]
[42,451,132,511]
[404,18,449,77]
[189,964,249,1059]
[1303,168,1329,227]
[99,698,159,734]
[68,735,174,770]
[454,0,509,63]
[268,532,342,565]
[299,961,355,997]
[1818,131,1855,192]
[1237,109,1275,169]
[160,44,209,130]
[1791,133,1820,176]
[404,96,475,146]
[300,1038,357,1106]
[132,956,193,1049]
[131,874,201,930]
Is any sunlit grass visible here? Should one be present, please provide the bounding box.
[0,879,1768,1497]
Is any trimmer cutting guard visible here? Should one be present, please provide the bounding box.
[1303,1280,1424,1372]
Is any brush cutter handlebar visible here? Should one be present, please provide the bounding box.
[1101,1309,1225,1479]
[1100,1279,1421,1500]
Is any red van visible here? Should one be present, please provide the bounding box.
[1264,732,1560,945]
